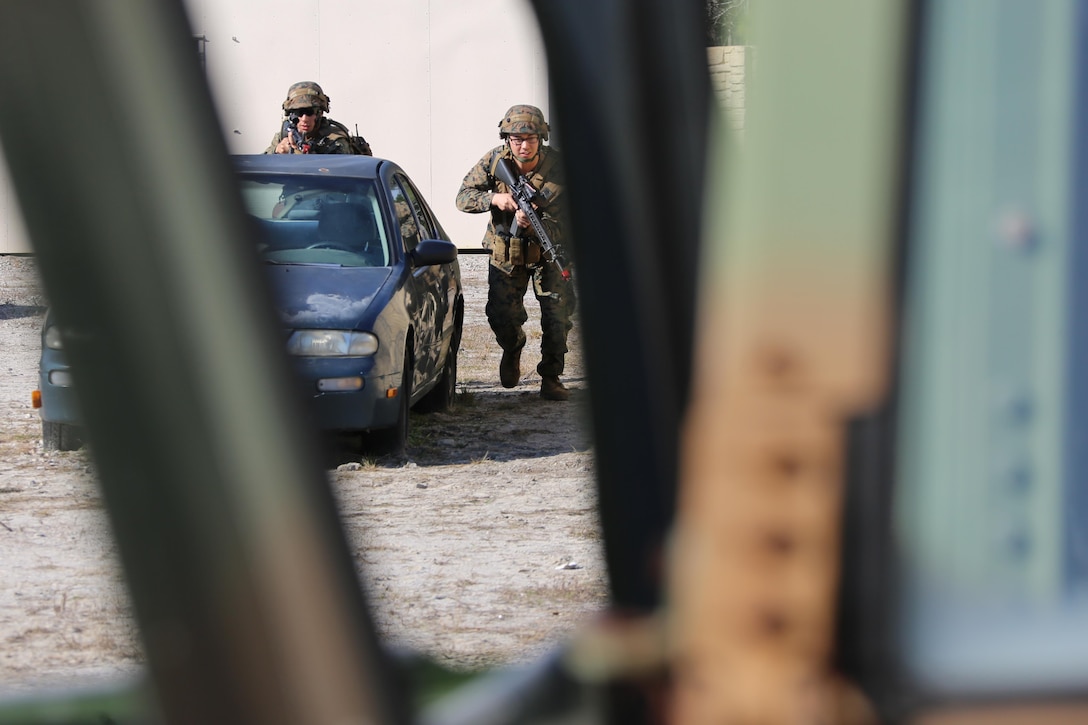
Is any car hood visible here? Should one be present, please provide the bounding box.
[264,264,394,329]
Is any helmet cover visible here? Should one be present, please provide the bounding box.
[498,104,549,142]
[283,81,330,113]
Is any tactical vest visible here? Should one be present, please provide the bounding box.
[487,148,562,268]
[281,117,373,156]
[488,148,561,202]
[323,118,373,156]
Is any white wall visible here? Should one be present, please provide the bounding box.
[0,0,548,253]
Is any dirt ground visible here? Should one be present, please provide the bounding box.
[0,253,608,696]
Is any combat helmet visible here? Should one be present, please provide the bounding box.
[282,81,331,113]
[498,104,549,142]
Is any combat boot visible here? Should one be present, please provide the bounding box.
[500,348,522,388]
[540,376,569,401]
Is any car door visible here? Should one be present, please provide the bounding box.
[389,173,452,395]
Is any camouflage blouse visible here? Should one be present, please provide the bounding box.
[263,116,355,155]
[455,144,567,258]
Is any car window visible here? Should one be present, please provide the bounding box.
[238,175,390,267]
[395,174,440,240]
[389,178,421,253]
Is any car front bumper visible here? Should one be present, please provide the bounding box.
[38,352,82,425]
[292,357,402,433]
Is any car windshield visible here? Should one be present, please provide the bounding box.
[238,175,390,267]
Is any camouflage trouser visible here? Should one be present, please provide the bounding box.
[486,261,575,377]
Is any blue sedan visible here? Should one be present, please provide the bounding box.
[35,155,463,455]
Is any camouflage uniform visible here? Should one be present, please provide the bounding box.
[455,143,574,379]
[263,116,357,155]
[263,80,371,155]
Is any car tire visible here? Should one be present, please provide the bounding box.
[416,317,461,414]
[372,351,412,457]
[42,421,82,452]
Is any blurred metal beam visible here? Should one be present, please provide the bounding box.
[529,0,710,616]
[0,2,405,723]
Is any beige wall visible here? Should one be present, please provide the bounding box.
[186,0,550,249]
[0,0,549,253]
[0,17,751,256]
[708,45,750,134]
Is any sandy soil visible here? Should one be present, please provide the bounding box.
[0,253,607,696]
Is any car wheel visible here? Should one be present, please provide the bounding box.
[372,351,412,457]
[416,318,461,414]
[42,421,82,451]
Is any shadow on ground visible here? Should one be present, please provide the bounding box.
[321,380,593,468]
[0,303,46,321]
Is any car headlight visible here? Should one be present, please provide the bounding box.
[43,325,64,350]
[285,330,378,357]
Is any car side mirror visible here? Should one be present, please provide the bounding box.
[410,238,458,267]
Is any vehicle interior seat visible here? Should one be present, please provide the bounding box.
[254,216,318,250]
[317,202,385,265]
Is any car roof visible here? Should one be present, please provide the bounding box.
[231,154,387,180]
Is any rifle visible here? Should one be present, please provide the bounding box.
[493,157,571,280]
[284,113,311,153]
